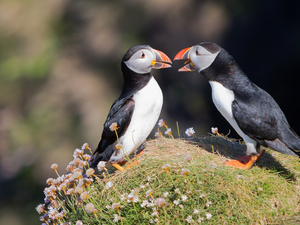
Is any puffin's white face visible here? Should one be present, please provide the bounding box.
[174,42,221,72]
[189,45,220,72]
[124,49,154,74]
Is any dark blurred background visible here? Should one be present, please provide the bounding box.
[0,0,299,224]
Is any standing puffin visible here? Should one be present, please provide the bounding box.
[90,45,172,171]
[174,42,300,169]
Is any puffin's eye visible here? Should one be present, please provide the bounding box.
[141,52,145,58]
[195,50,200,55]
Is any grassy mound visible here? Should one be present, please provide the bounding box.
[37,134,300,224]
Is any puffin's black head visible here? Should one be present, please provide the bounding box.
[122,45,172,75]
[174,42,222,73]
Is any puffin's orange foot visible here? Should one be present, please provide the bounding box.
[226,150,266,170]
[225,156,258,169]
[112,163,125,171]
[126,160,141,169]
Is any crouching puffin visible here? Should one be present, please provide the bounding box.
[174,42,300,169]
[90,45,172,171]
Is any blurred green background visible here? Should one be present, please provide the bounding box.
[0,0,299,224]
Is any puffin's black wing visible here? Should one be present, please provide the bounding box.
[232,85,300,156]
[232,89,278,142]
[94,96,135,155]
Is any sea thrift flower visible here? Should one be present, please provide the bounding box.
[128,193,138,202]
[186,216,194,223]
[106,181,114,189]
[112,202,120,210]
[58,183,67,192]
[73,158,83,167]
[85,168,95,177]
[162,164,171,171]
[75,186,84,194]
[73,171,82,180]
[185,127,195,137]
[158,119,165,127]
[193,209,199,214]
[133,196,139,203]
[184,155,192,162]
[211,127,218,134]
[141,200,148,208]
[81,143,90,150]
[73,148,84,158]
[146,189,153,198]
[76,221,83,225]
[35,204,45,214]
[113,214,121,222]
[97,161,106,171]
[206,201,212,207]
[109,122,118,131]
[180,168,190,176]
[46,178,54,185]
[154,130,162,138]
[55,212,63,220]
[155,198,166,207]
[206,213,212,220]
[181,195,188,202]
[67,188,74,195]
[165,128,172,136]
[83,154,91,161]
[85,203,95,214]
[120,194,127,201]
[80,191,90,200]
[173,199,180,205]
[151,211,158,217]
[50,164,58,170]
[198,217,204,222]
[66,164,74,172]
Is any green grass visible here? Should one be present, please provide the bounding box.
[37,134,300,224]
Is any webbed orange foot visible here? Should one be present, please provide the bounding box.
[126,160,141,169]
[225,150,265,169]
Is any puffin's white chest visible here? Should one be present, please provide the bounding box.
[209,81,236,124]
[110,77,163,162]
[209,81,257,155]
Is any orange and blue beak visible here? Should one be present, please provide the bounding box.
[151,49,172,69]
[174,47,196,72]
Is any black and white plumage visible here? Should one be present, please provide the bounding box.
[90,45,172,170]
[174,42,300,169]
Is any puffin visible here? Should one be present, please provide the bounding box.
[174,42,300,169]
[90,45,172,170]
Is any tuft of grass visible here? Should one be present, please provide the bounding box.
[36,133,300,224]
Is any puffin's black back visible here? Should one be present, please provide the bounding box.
[201,46,300,156]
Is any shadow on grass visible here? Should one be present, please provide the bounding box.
[185,134,297,181]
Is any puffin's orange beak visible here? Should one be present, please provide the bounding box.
[174,47,196,72]
[151,49,172,69]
